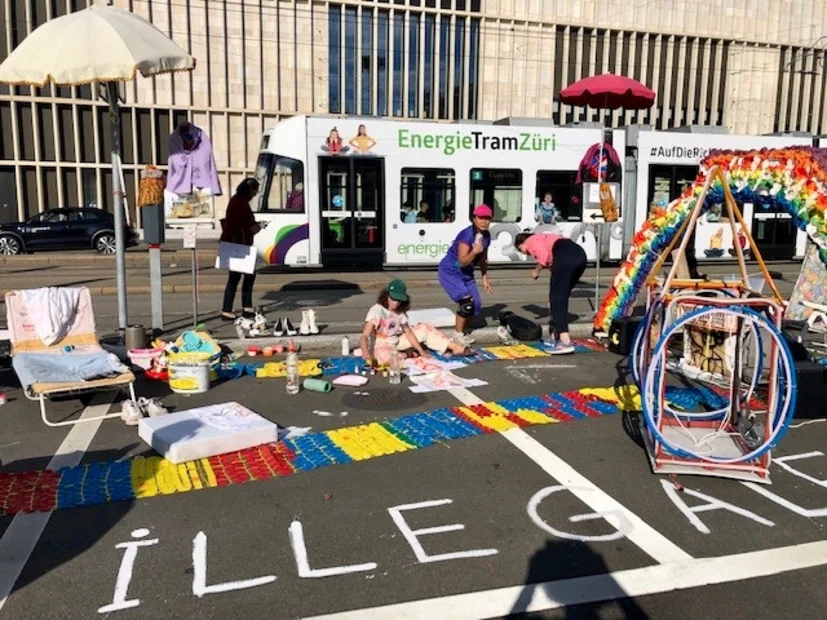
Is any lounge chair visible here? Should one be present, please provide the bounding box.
[5,287,136,427]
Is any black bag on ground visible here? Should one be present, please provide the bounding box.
[499,310,542,342]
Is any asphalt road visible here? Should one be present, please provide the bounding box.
[0,349,826,619]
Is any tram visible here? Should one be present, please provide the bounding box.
[249,115,811,268]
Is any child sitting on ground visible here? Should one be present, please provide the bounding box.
[359,279,474,366]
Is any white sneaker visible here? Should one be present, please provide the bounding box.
[454,331,475,346]
[139,397,168,417]
[308,309,320,334]
[299,309,311,335]
[121,400,143,426]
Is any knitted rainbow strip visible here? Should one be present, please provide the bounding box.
[0,385,643,516]
[595,147,827,333]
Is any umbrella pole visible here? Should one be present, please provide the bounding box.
[593,106,606,318]
[107,81,128,333]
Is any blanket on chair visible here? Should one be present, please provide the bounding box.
[13,351,128,392]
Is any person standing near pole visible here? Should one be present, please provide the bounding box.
[515,231,587,354]
[438,204,494,345]
[219,178,260,321]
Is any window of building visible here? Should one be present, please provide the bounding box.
[361,7,373,115]
[392,13,404,116]
[408,12,420,116]
[328,6,480,119]
[377,11,389,115]
[328,5,342,114]
[470,169,522,222]
[535,171,578,222]
[255,153,305,213]
[400,167,455,223]
[344,6,358,114]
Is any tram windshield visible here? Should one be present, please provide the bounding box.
[254,152,305,213]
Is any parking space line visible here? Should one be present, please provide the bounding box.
[303,540,827,620]
[0,394,115,612]
[447,387,692,565]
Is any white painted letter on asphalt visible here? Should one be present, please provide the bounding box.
[742,451,827,518]
[289,521,378,578]
[191,531,277,598]
[527,485,633,542]
[388,499,498,564]
[660,480,775,534]
[98,528,159,614]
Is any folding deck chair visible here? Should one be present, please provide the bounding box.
[5,287,136,427]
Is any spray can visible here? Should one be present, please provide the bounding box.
[341,336,350,356]
[474,232,483,247]
[285,341,299,395]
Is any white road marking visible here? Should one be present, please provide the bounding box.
[0,394,115,611]
[303,541,827,620]
[446,387,691,564]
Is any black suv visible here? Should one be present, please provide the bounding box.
[0,208,139,255]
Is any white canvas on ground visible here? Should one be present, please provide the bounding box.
[406,307,455,328]
[138,401,280,463]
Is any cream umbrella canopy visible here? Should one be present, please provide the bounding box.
[0,3,196,332]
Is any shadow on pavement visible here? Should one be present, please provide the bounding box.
[508,539,650,619]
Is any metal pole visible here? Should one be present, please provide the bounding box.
[149,244,164,332]
[191,247,198,327]
[107,81,128,332]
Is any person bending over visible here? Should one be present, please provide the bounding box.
[515,231,587,354]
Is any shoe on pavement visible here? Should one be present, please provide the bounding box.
[453,331,474,346]
[139,397,168,417]
[308,309,320,334]
[299,310,311,336]
[284,317,298,337]
[121,400,143,426]
[544,340,575,355]
[273,318,285,337]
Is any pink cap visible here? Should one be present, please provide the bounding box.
[473,204,493,218]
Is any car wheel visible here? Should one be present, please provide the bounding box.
[95,233,116,254]
[0,234,21,255]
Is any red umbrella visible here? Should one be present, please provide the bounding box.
[559,73,655,110]
[559,74,655,327]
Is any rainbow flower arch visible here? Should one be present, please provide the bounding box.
[594,146,827,333]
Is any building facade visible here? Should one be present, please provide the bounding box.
[1,0,826,224]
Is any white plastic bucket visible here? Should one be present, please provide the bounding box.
[168,361,210,394]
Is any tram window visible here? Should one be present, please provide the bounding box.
[254,152,305,213]
[470,168,522,222]
[400,167,456,223]
[535,171,578,222]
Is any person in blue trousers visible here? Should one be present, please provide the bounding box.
[438,204,494,345]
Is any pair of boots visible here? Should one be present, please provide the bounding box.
[299,309,319,336]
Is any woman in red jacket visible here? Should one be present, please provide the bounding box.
[220,178,260,320]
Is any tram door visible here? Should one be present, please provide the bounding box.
[318,156,385,268]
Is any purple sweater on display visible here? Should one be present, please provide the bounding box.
[166,124,223,196]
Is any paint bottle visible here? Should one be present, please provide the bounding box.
[341,336,350,357]
[285,341,299,395]
[474,232,483,246]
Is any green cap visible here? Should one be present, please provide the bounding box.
[386,279,409,302]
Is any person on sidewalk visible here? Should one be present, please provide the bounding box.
[219,178,260,321]
[515,231,587,354]
[437,204,494,346]
[359,279,473,366]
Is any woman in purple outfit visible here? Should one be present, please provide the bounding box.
[437,204,494,345]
